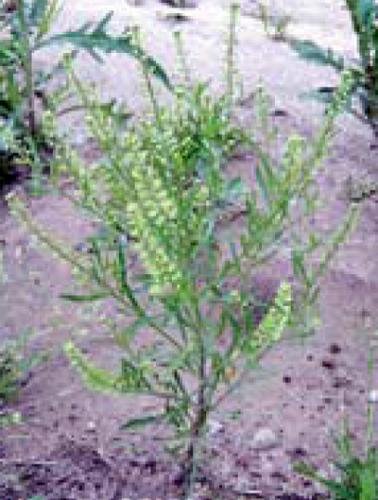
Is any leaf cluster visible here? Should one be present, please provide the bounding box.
[0,0,170,189]
[289,0,378,136]
[296,424,378,499]
[0,329,42,403]
[7,11,358,494]
[11,66,353,448]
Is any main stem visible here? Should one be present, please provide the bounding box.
[17,0,36,136]
[26,49,36,136]
[184,304,208,498]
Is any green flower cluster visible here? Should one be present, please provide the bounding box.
[243,282,292,357]
[123,132,209,296]
[63,80,232,297]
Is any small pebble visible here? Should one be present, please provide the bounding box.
[251,427,279,450]
[86,421,96,432]
[207,418,224,436]
[368,390,378,403]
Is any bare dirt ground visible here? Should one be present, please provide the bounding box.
[1,1,378,498]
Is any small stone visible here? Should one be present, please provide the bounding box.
[368,390,378,403]
[251,427,279,450]
[86,421,96,432]
[207,419,224,436]
[14,245,22,259]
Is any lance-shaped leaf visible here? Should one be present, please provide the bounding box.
[64,341,152,394]
[121,413,164,430]
[36,12,171,88]
[290,40,345,72]
[64,341,120,393]
[60,291,109,302]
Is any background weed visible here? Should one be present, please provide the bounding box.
[0,0,170,192]
[7,6,358,498]
[289,0,378,139]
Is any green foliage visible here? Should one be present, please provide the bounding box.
[296,353,377,500]
[290,40,345,71]
[38,14,171,88]
[245,72,358,332]
[297,447,378,499]
[289,0,378,137]
[295,418,378,500]
[0,343,19,402]
[7,8,357,496]
[0,0,170,190]
[0,330,40,402]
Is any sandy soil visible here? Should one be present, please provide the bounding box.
[1,1,378,498]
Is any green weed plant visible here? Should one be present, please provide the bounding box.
[296,354,378,500]
[8,5,358,496]
[0,330,43,426]
[289,0,378,138]
[0,0,169,190]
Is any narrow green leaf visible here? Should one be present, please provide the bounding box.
[60,291,108,302]
[255,163,270,206]
[96,11,113,33]
[36,0,60,40]
[117,237,127,293]
[356,0,374,26]
[64,341,119,393]
[121,413,163,430]
[30,0,49,24]
[38,21,171,89]
[290,40,345,71]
